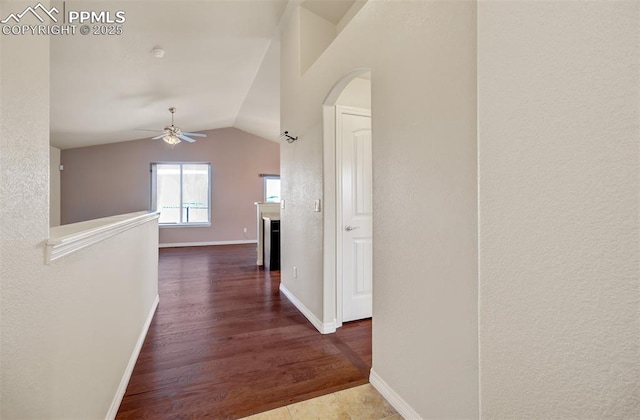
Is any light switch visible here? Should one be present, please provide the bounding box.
[314,199,321,212]
[281,200,285,209]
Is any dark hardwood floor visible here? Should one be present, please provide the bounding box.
[116,244,372,419]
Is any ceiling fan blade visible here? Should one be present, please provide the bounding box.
[151,134,165,140]
[177,134,196,143]
[181,132,207,137]
[135,128,164,132]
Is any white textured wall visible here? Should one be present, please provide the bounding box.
[336,77,371,109]
[280,4,326,323]
[299,5,336,74]
[1,10,159,418]
[281,1,478,417]
[50,146,61,227]
[478,1,640,418]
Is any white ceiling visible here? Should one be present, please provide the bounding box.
[50,0,288,149]
[301,0,355,24]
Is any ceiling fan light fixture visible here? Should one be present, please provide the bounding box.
[146,107,205,145]
[152,47,165,58]
[163,134,180,145]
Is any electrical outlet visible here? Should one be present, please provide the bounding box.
[243,227,247,234]
[293,266,297,278]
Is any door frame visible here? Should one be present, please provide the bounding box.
[335,105,372,326]
[321,68,371,331]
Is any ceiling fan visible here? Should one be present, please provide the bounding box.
[142,107,206,145]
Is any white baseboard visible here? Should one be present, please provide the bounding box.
[279,283,336,334]
[106,294,159,420]
[370,368,422,420]
[159,240,257,248]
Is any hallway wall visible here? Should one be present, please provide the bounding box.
[478,1,640,417]
[0,6,159,418]
[280,2,478,417]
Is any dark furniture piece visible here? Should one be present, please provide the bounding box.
[263,217,280,270]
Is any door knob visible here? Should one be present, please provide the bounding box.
[345,225,360,231]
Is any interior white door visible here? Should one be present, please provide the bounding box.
[339,107,372,323]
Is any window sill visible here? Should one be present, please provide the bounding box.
[159,223,211,229]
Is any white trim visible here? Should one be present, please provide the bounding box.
[322,103,338,327]
[335,105,345,326]
[159,239,257,248]
[369,369,422,420]
[335,105,372,326]
[47,211,160,264]
[159,222,212,229]
[322,68,372,105]
[106,294,159,420]
[279,283,336,334]
[322,69,372,331]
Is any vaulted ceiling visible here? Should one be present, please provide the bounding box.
[50,0,288,149]
[49,0,363,150]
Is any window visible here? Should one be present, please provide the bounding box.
[263,175,281,203]
[151,163,211,226]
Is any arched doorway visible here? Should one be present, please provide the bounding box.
[322,69,373,328]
